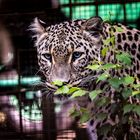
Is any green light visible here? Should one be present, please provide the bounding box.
[9,94,67,122]
[60,0,140,29]
[21,108,42,121]
[0,79,18,86]
[126,3,140,21]
[128,24,137,28]
[55,104,62,113]
[0,76,41,87]
[0,65,4,71]
[72,6,95,19]
[24,106,30,110]
[61,7,70,17]
[59,0,69,4]
[10,95,43,121]
[22,77,41,85]
[10,96,18,105]
[60,0,94,4]
[72,0,94,2]
[98,4,124,21]
[21,102,42,121]
[25,91,35,99]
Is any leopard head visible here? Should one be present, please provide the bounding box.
[30,17,103,88]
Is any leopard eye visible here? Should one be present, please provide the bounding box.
[43,53,52,61]
[72,51,83,60]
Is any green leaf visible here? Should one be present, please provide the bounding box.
[101,63,117,70]
[98,124,112,136]
[79,112,91,123]
[95,113,107,121]
[115,26,124,32]
[133,84,140,89]
[91,60,103,65]
[87,64,100,70]
[109,77,123,89]
[122,88,132,99]
[54,88,63,95]
[124,104,140,116]
[52,80,63,86]
[54,85,69,94]
[69,107,80,118]
[62,85,70,93]
[95,97,110,107]
[133,105,140,116]
[68,87,80,94]
[123,104,135,114]
[132,91,140,96]
[101,47,108,57]
[79,107,91,123]
[80,107,88,113]
[97,73,110,82]
[71,90,87,98]
[89,90,102,100]
[103,36,115,46]
[116,52,131,66]
[123,76,134,85]
[110,36,115,46]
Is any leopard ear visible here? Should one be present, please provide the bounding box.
[82,16,103,37]
[29,17,46,39]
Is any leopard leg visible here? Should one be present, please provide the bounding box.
[87,120,98,140]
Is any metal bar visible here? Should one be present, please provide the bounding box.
[95,0,98,16]
[42,93,56,140]
[123,0,127,24]
[69,0,73,20]
[17,49,23,140]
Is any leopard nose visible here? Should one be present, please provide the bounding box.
[50,64,71,84]
[50,68,71,83]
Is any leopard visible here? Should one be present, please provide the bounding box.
[30,16,140,140]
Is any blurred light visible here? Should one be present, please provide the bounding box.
[25,91,35,99]
[0,76,41,87]
[60,0,140,28]
[0,112,6,123]
[9,95,42,121]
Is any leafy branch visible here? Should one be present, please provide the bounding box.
[52,19,140,125]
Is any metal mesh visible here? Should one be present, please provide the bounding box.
[60,0,140,28]
[0,49,89,140]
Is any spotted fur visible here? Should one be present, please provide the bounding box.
[30,17,140,140]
